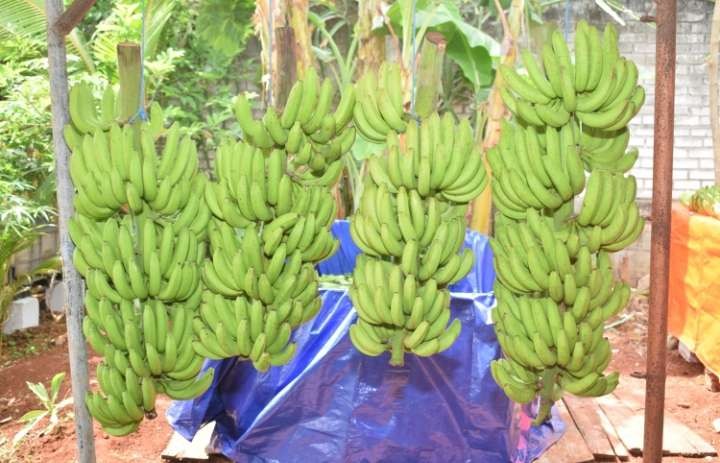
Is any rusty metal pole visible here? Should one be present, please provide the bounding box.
[643,1,677,461]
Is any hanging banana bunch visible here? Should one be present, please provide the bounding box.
[66,84,213,436]
[352,62,407,143]
[488,21,644,424]
[233,67,356,183]
[194,70,351,371]
[348,63,488,365]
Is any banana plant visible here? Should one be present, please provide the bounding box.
[13,372,72,446]
[1,177,61,350]
[0,0,177,79]
[308,10,358,89]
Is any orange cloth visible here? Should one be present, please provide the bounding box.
[668,203,720,376]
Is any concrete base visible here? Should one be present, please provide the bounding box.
[2,296,40,335]
[46,281,66,314]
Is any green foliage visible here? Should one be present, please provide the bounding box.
[90,0,177,79]
[13,372,72,446]
[0,0,45,40]
[0,34,55,237]
[0,0,95,71]
[196,0,255,60]
[388,0,500,92]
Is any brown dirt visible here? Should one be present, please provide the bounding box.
[0,394,174,463]
[1,309,68,369]
[605,292,720,462]
[0,315,174,463]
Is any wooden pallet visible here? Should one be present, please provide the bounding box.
[161,422,214,461]
[538,377,717,462]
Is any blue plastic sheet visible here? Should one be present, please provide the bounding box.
[167,221,563,462]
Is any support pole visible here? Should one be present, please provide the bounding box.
[45,0,96,461]
[643,1,677,461]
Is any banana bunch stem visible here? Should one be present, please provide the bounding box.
[489,21,644,425]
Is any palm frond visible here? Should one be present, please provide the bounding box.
[0,0,45,40]
[0,0,95,71]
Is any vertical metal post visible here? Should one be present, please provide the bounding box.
[46,0,96,461]
[643,1,677,461]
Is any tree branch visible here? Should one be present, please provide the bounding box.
[52,0,96,37]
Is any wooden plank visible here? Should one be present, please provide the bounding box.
[595,402,631,461]
[563,395,628,461]
[536,400,596,463]
[612,381,717,457]
[161,422,215,461]
[595,393,713,457]
[594,394,645,456]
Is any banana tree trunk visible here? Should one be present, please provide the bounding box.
[356,0,386,76]
[255,0,313,108]
[470,0,525,234]
[287,0,315,77]
[709,0,720,183]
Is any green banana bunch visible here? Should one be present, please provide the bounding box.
[364,113,487,202]
[233,67,356,179]
[349,256,464,364]
[681,185,720,218]
[66,87,212,436]
[84,298,214,435]
[352,62,407,143]
[66,83,164,140]
[348,110,487,366]
[200,73,348,371]
[500,22,644,135]
[489,22,645,425]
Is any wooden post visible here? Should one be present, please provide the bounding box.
[413,32,446,119]
[117,43,143,122]
[643,0,677,459]
[45,0,96,461]
[709,0,720,183]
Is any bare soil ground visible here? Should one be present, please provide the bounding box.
[1,299,718,463]
[0,314,173,463]
[604,292,720,462]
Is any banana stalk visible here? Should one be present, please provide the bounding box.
[470,0,525,235]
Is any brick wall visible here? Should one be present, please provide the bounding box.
[545,0,716,199]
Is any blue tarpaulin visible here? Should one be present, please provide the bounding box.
[167,221,563,462]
